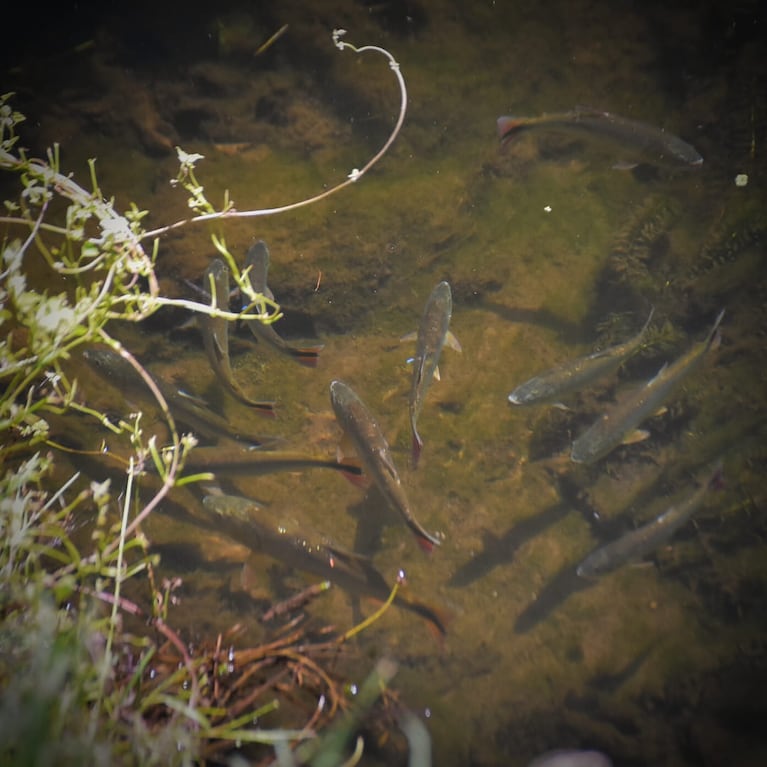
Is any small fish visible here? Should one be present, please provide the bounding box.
[83,347,279,446]
[181,445,363,478]
[509,308,654,407]
[402,281,462,467]
[203,493,450,637]
[329,379,440,553]
[570,309,724,464]
[243,240,323,367]
[576,462,724,577]
[200,258,276,416]
[497,108,703,168]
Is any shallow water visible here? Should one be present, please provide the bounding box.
[4,0,767,765]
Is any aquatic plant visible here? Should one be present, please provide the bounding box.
[0,29,416,765]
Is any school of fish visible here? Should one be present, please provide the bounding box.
[82,108,726,764]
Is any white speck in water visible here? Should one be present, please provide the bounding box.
[735,173,748,187]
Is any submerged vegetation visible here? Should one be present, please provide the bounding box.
[0,32,419,765]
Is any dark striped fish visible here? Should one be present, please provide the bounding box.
[570,310,724,464]
[508,308,654,407]
[330,379,440,553]
[576,461,723,577]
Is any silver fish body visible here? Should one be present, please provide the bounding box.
[200,257,276,415]
[570,310,724,464]
[576,462,723,577]
[509,308,654,406]
[409,281,456,466]
[498,108,703,167]
[330,379,440,552]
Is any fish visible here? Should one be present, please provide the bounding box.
[200,257,276,416]
[82,347,280,446]
[509,308,654,407]
[180,444,363,478]
[576,461,724,578]
[329,379,440,553]
[497,108,703,168]
[243,240,324,367]
[202,493,450,637]
[570,309,724,464]
[402,281,462,467]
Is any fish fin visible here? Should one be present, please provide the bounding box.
[210,328,228,362]
[175,388,211,407]
[336,460,365,482]
[497,115,527,142]
[647,362,668,386]
[413,527,440,554]
[397,581,452,643]
[433,365,441,382]
[325,545,373,566]
[611,160,639,171]
[343,465,370,489]
[551,402,571,411]
[641,306,656,332]
[653,406,668,417]
[400,330,417,343]
[445,331,463,353]
[707,309,726,348]
[335,442,369,488]
[290,344,324,367]
[246,399,277,417]
[622,429,650,445]
[336,432,358,463]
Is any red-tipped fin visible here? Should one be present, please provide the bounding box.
[340,459,369,488]
[497,115,524,140]
[416,534,436,554]
[251,401,278,418]
[290,344,324,368]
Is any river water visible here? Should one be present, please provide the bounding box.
[4,0,767,765]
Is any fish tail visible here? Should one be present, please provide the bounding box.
[290,345,324,367]
[398,585,452,641]
[412,525,440,554]
[497,115,529,143]
[338,456,370,489]
[705,309,726,352]
[253,401,277,418]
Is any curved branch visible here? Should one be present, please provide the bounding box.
[141,30,407,239]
